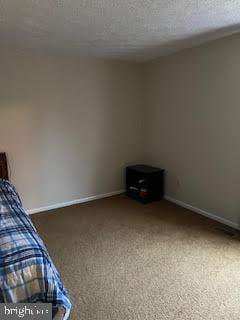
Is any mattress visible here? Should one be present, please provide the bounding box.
[0,179,72,319]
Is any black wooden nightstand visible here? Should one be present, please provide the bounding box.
[126,165,164,203]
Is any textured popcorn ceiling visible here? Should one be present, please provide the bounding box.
[0,0,240,61]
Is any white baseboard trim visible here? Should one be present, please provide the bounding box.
[165,195,240,230]
[27,190,124,215]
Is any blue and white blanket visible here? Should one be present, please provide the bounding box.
[0,179,71,319]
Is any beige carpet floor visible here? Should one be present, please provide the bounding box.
[31,195,240,320]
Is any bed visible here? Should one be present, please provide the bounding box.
[0,153,71,319]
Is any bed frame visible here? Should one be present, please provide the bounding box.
[0,153,8,180]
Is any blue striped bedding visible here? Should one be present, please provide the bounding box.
[0,179,71,319]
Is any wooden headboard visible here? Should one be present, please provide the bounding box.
[0,153,9,180]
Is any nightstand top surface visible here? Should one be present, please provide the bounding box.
[127,165,163,174]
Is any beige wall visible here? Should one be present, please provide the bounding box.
[144,33,240,225]
[0,49,144,210]
[1,34,240,225]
